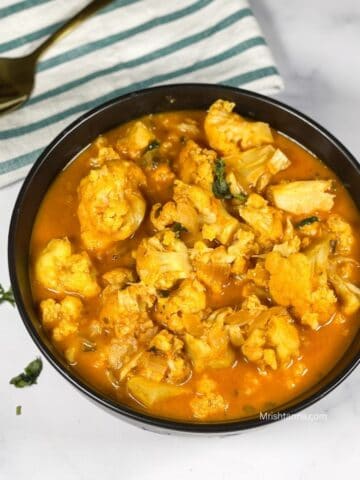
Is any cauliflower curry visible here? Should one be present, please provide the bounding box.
[30,100,360,421]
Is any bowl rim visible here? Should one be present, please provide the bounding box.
[8,83,360,434]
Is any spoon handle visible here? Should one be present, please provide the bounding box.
[32,0,114,59]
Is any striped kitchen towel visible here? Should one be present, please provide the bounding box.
[0,0,283,187]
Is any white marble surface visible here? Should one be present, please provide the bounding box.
[1,0,359,478]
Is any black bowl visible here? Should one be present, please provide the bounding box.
[8,84,360,434]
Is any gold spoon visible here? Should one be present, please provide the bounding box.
[0,0,113,116]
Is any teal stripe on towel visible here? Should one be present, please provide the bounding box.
[0,9,253,140]
[0,0,51,19]
[28,8,253,107]
[0,0,140,54]
[0,65,277,175]
[37,0,213,72]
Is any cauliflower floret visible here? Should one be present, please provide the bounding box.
[227,324,245,347]
[107,341,142,376]
[185,308,235,372]
[225,145,290,193]
[145,163,176,202]
[176,181,239,244]
[204,99,273,155]
[267,180,335,215]
[35,238,100,297]
[326,214,354,255]
[246,261,270,288]
[242,329,277,369]
[150,180,219,238]
[100,282,156,334]
[155,278,207,334]
[166,356,191,384]
[190,228,259,289]
[116,121,155,160]
[306,239,331,286]
[52,322,78,344]
[136,354,168,383]
[184,334,213,372]
[88,136,124,169]
[328,270,360,315]
[89,137,122,168]
[265,249,337,329]
[223,297,299,370]
[190,241,234,293]
[78,160,146,253]
[102,268,136,290]
[135,230,191,290]
[266,311,300,365]
[203,311,236,369]
[224,295,268,347]
[40,296,83,341]
[239,193,283,247]
[190,375,228,419]
[306,241,338,328]
[327,255,360,315]
[237,121,274,151]
[150,198,199,234]
[175,139,217,191]
[302,285,338,329]
[144,330,191,384]
[272,216,301,256]
[241,307,300,370]
[151,180,239,245]
[150,329,183,354]
[97,146,120,165]
[227,226,259,275]
[241,294,268,316]
[101,283,158,377]
[117,283,156,316]
[273,236,301,257]
[223,296,267,347]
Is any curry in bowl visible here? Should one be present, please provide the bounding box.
[30,99,359,421]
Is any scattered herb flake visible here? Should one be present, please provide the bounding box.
[16,405,22,416]
[295,216,319,228]
[171,222,188,238]
[233,192,248,203]
[147,140,160,151]
[10,358,43,388]
[158,290,170,298]
[141,149,162,170]
[212,158,232,200]
[0,284,15,306]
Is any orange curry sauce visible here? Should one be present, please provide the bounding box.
[30,111,359,421]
